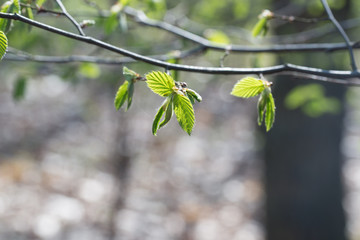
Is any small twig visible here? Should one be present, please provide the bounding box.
[272,13,328,23]
[20,3,65,15]
[220,48,230,67]
[54,0,85,36]
[321,0,357,71]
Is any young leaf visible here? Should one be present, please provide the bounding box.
[252,17,267,37]
[257,87,275,131]
[36,0,48,7]
[0,0,20,33]
[104,12,118,35]
[231,77,265,98]
[146,71,175,97]
[0,31,8,60]
[114,81,129,110]
[126,80,134,110]
[79,63,100,79]
[159,96,173,128]
[123,66,138,81]
[25,6,34,31]
[265,92,275,131]
[152,98,170,136]
[13,76,27,101]
[173,94,195,135]
[186,89,202,103]
[257,92,266,126]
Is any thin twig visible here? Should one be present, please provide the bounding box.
[122,6,360,54]
[20,3,65,15]
[272,13,328,23]
[0,13,359,81]
[321,0,357,71]
[15,5,360,54]
[54,0,85,36]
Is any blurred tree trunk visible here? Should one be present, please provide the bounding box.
[264,78,346,240]
[264,1,349,240]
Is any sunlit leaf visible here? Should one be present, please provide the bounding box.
[152,97,170,136]
[36,0,47,7]
[104,12,118,35]
[79,63,100,79]
[231,77,265,98]
[204,29,230,44]
[0,0,20,33]
[123,66,139,81]
[173,94,195,135]
[265,92,275,131]
[284,84,340,117]
[257,92,266,126]
[126,81,134,111]
[0,31,8,60]
[186,89,202,103]
[159,96,173,128]
[146,71,175,97]
[114,81,129,110]
[252,17,267,37]
[24,6,34,31]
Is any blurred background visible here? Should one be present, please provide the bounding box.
[0,0,360,239]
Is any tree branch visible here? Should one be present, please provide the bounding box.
[122,6,360,53]
[54,0,85,36]
[0,12,359,81]
[321,0,357,71]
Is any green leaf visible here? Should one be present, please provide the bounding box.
[159,96,173,128]
[257,92,266,126]
[146,71,175,97]
[123,66,139,81]
[104,12,118,35]
[265,92,275,131]
[186,89,202,103]
[257,88,275,131]
[25,6,34,31]
[152,98,170,136]
[0,31,8,60]
[173,94,195,135]
[252,17,267,37]
[204,29,231,44]
[79,63,101,79]
[126,80,134,111]
[114,81,129,110]
[13,76,27,101]
[36,0,47,7]
[0,0,20,33]
[231,77,265,98]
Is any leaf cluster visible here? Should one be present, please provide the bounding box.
[231,77,275,131]
[114,67,141,111]
[146,71,201,136]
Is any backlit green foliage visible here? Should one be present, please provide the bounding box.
[232,77,275,131]
[146,71,175,97]
[0,0,20,33]
[0,31,7,60]
[146,71,200,135]
[284,84,340,117]
[231,77,265,98]
[114,67,140,111]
